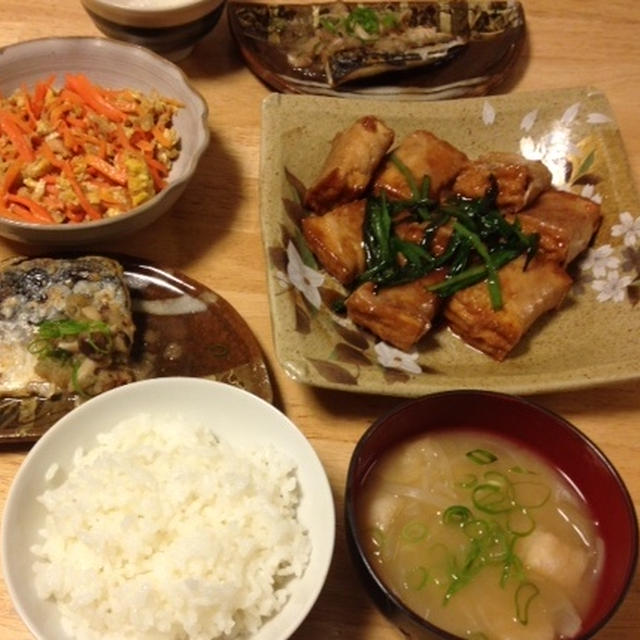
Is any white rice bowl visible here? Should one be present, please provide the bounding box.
[2,378,335,640]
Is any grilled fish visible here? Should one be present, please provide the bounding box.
[0,256,135,399]
[229,1,525,89]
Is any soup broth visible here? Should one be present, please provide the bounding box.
[357,431,603,640]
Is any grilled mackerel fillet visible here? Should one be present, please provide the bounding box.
[0,256,135,399]
[230,1,525,87]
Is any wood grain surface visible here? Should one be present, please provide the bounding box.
[0,1,639,638]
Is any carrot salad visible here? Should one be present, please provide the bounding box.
[0,74,183,225]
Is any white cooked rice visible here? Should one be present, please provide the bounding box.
[31,413,311,640]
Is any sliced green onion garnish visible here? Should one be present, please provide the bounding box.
[443,539,484,603]
[345,6,380,35]
[466,449,498,465]
[319,16,339,33]
[483,470,510,488]
[511,481,551,509]
[404,566,428,591]
[401,521,428,543]
[443,505,472,526]
[507,508,536,537]
[37,319,109,339]
[28,318,113,362]
[27,337,49,355]
[515,581,540,625]
[472,483,513,514]
[85,330,112,355]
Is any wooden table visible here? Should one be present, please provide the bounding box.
[1,1,639,638]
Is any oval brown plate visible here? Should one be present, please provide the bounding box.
[0,255,272,443]
[228,0,526,100]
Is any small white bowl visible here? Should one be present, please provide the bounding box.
[0,37,209,246]
[81,0,226,61]
[2,377,335,640]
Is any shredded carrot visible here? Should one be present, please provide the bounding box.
[39,142,65,169]
[30,75,55,119]
[85,154,127,186]
[0,73,182,225]
[1,160,23,195]
[5,193,55,223]
[64,74,128,123]
[0,110,35,162]
[61,161,103,221]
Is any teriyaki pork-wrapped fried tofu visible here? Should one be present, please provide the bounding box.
[304,115,394,213]
[512,189,603,266]
[302,200,366,285]
[452,152,552,213]
[444,256,573,361]
[373,130,468,200]
[346,271,446,352]
[294,115,602,361]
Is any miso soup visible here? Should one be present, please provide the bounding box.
[357,431,603,640]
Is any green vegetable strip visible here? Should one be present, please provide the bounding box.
[390,153,420,200]
[337,165,540,304]
[453,221,502,309]
[363,194,393,269]
[427,248,521,297]
[419,175,432,201]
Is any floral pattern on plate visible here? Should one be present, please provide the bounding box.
[260,88,640,394]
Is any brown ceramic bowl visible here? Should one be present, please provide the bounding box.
[81,0,226,61]
[345,390,638,640]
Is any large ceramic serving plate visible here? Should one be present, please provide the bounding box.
[260,87,640,396]
[0,256,271,442]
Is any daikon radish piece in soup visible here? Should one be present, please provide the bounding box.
[357,431,603,640]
